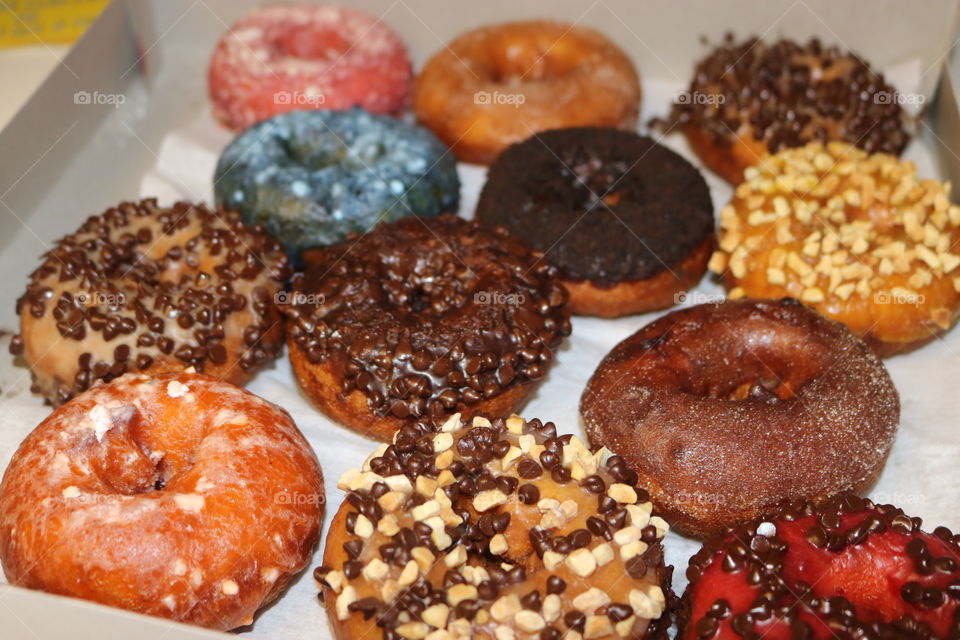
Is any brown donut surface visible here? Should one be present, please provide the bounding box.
[580,298,899,539]
[10,199,290,405]
[285,214,571,441]
[317,412,673,640]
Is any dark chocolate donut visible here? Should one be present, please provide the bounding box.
[659,36,911,184]
[580,298,899,539]
[679,493,960,639]
[284,214,571,440]
[475,127,714,317]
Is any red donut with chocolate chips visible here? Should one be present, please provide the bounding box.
[679,493,960,640]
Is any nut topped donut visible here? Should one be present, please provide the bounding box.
[316,412,673,640]
[581,298,899,539]
[284,214,571,441]
[0,371,324,630]
[709,141,960,355]
[476,128,714,317]
[9,199,290,405]
[679,493,960,639]
[414,21,640,164]
[661,36,911,184]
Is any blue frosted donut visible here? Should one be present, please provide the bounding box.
[213,107,460,261]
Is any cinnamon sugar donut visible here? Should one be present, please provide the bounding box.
[0,372,324,630]
[413,21,640,165]
[709,141,960,355]
[316,412,673,640]
[581,298,899,539]
[662,37,911,184]
[285,214,571,441]
[9,199,290,406]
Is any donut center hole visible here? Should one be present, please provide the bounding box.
[269,25,350,61]
[385,267,472,317]
[280,136,385,172]
[560,152,630,211]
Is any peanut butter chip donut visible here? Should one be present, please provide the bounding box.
[581,298,899,539]
[316,413,673,640]
[709,141,960,355]
[660,37,910,184]
[9,199,290,405]
[414,21,640,165]
[285,214,571,441]
[0,372,324,630]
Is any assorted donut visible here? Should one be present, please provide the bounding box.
[4,4,960,639]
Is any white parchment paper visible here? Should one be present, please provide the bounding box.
[2,76,959,638]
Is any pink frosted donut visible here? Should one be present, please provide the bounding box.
[208,4,412,131]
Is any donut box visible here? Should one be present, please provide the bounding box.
[1,0,960,638]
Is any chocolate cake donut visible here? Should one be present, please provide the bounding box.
[661,36,911,184]
[581,298,900,539]
[284,214,571,440]
[476,127,714,317]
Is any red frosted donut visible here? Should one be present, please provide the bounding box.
[208,4,412,131]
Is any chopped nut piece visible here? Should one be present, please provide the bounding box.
[566,548,598,577]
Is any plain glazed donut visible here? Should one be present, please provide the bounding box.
[0,372,324,630]
[208,3,412,131]
[709,141,960,355]
[285,214,571,441]
[413,21,640,165]
[660,36,910,184]
[9,199,290,406]
[476,128,714,317]
[679,493,960,639]
[316,412,673,640]
[580,298,899,539]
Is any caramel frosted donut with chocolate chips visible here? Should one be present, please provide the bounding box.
[285,214,571,441]
[316,413,673,640]
[661,37,910,184]
[9,199,290,405]
[0,371,324,630]
[679,493,960,639]
[581,298,899,539]
[709,141,960,355]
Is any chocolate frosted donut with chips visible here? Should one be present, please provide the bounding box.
[10,199,290,405]
[284,214,571,441]
[581,298,899,539]
[661,36,911,184]
[317,412,673,640]
[476,127,714,317]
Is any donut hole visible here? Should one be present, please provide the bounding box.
[267,25,350,61]
[558,151,631,211]
[279,135,385,173]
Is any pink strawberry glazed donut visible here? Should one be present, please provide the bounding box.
[208,3,412,131]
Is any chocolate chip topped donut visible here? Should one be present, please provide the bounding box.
[476,128,714,317]
[581,298,899,539]
[661,36,911,184]
[10,199,290,405]
[285,214,571,440]
[317,412,673,640]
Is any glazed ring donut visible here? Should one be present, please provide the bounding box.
[214,108,460,263]
[285,214,571,441]
[208,3,412,131]
[662,37,910,184]
[9,199,289,406]
[476,127,714,317]
[413,21,640,165]
[580,298,899,539]
[0,372,324,630]
[316,412,673,640]
[679,493,960,639]
[708,141,960,355]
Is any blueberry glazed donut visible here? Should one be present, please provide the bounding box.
[316,413,673,639]
[284,214,571,441]
[9,199,290,405]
